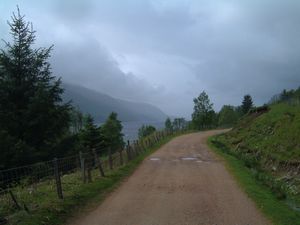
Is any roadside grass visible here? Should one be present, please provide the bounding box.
[208,136,300,225]
[3,133,181,225]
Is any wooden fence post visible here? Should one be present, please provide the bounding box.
[136,141,140,154]
[135,140,141,155]
[8,190,22,210]
[79,151,85,180]
[126,140,131,161]
[53,158,63,199]
[134,141,138,157]
[87,168,92,183]
[92,149,105,177]
[80,152,87,183]
[83,158,87,183]
[119,149,124,165]
[128,141,134,159]
[108,147,113,170]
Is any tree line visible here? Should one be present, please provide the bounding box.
[189,91,254,130]
[190,86,300,130]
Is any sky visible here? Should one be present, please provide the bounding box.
[1,0,300,118]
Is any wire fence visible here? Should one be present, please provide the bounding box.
[0,130,174,224]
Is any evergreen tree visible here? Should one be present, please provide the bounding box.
[100,112,124,152]
[164,117,173,132]
[0,9,70,167]
[192,91,215,129]
[241,94,254,114]
[80,114,100,150]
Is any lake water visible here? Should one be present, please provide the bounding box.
[122,121,165,142]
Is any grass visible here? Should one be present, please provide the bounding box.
[208,136,300,225]
[1,133,180,225]
[227,103,300,163]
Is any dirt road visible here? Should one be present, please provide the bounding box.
[69,130,271,225]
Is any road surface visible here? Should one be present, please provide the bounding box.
[68,130,271,225]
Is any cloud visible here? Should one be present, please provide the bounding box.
[51,38,165,105]
[1,0,300,117]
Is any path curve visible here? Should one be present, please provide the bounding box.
[68,130,271,225]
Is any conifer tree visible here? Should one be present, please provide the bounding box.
[0,9,70,167]
[241,94,254,114]
[100,112,124,152]
[80,114,100,150]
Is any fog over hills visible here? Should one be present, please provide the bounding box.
[62,83,168,123]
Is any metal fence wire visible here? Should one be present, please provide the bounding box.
[0,130,175,223]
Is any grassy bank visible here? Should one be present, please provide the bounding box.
[208,136,300,225]
[3,133,180,225]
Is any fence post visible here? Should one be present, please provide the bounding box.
[133,141,138,156]
[8,190,22,210]
[119,149,124,165]
[80,152,87,183]
[92,149,105,177]
[87,168,92,183]
[126,140,131,161]
[143,139,146,149]
[136,140,140,154]
[83,158,87,183]
[79,151,85,181]
[53,158,63,199]
[108,147,113,170]
[132,141,137,158]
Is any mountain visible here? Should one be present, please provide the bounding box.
[62,83,168,123]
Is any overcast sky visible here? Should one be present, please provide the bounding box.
[1,0,300,118]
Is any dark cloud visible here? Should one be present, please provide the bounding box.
[1,0,299,117]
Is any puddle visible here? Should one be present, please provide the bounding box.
[149,158,160,161]
[181,157,197,160]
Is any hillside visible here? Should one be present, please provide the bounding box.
[213,103,300,207]
[62,83,167,123]
[224,103,300,163]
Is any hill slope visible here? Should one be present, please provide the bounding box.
[214,103,300,207]
[224,103,300,163]
[62,83,167,123]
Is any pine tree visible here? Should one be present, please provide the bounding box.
[80,114,100,150]
[100,112,124,152]
[0,9,71,167]
[241,94,254,114]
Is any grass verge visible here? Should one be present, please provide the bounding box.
[7,133,180,225]
[208,136,300,225]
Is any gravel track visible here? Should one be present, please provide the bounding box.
[68,130,271,225]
